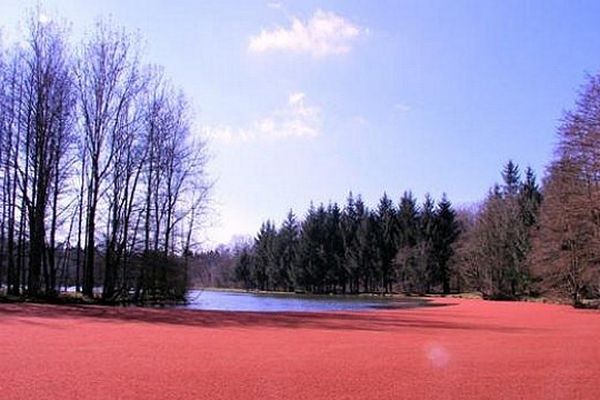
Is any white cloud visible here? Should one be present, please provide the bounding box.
[248,9,366,57]
[203,92,321,144]
[394,103,411,113]
[267,2,282,9]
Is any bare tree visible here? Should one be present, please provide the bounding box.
[532,160,599,304]
[102,76,145,300]
[0,13,211,301]
[19,17,75,296]
[75,20,140,297]
[531,75,600,304]
[0,44,26,295]
[134,69,210,300]
[453,195,528,298]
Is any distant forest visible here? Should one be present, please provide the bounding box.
[0,15,209,302]
[193,75,600,307]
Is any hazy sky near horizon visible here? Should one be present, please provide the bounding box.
[3,0,600,246]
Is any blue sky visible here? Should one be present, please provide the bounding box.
[3,0,600,245]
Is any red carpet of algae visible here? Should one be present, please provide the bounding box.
[0,298,598,399]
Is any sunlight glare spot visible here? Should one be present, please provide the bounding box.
[426,343,450,368]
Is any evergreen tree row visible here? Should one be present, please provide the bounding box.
[235,192,460,294]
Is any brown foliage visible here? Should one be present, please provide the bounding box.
[531,76,600,304]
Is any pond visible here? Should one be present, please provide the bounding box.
[182,289,428,312]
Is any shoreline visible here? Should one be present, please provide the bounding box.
[1,285,588,310]
[193,286,477,298]
[191,287,584,306]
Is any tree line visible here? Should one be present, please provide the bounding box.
[233,192,460,295]
[228,72,600,306]
[232,168,540,298]
[0,14,209,302]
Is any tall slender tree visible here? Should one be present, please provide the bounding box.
[433,194,459,294]
[375,193,397,293]
[395,191,419,292]
[76,20,141,297]
[275,210,299,291]
[21,17,75,296]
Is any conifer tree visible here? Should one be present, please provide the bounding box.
[353,197,377,292]
[433,194,459,294]
[519,166,542,228]
[276,210,300,291]
[325,203,346,292]
[395,191,419,291]
[375,193,398,293]
[340,197,378,292]
[297,204,328,292]
[502,160,521,197]
[341,192,361,293]
[254,220,277,291]
[234,248,255,289]
[419,194,437,292]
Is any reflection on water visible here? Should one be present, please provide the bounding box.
[182,289,425,312]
